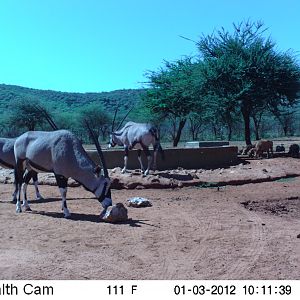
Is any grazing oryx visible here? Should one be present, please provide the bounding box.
[0,137,42,202]
[14,129,112,218]
[109,121,164,175]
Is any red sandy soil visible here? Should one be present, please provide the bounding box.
[0,157,299,280]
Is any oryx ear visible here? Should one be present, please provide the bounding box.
[93,165,101,177]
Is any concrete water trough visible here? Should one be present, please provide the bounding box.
[185,141,230,148]
[87,145,238,170]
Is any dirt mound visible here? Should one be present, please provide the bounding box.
[1,158,300,280]
[241,196,300,218]
[1,157,300,190]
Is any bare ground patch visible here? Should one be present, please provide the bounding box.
[0,157,300,280]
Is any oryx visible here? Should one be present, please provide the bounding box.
[109,121,164,175]
[14,129,112,218]
[0,137,43,202]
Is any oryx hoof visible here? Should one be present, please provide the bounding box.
[99,209,107,220]
[16,207,22,213]
[121,168,126,174]
[64,213,71,219]
[36,196,44,201]
[22,205,32,212]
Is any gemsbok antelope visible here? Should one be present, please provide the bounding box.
[0,137,43,202]
[14,128,112,218]
[108,109,164,175]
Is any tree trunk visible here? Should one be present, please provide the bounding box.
[173,119,186,147]
[242,111,252,145]
[252,112,265,140]
[227,124,232,141]
[212,123,217,139]
[252,116,260,140]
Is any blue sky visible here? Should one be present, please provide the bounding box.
[0,0,299,93]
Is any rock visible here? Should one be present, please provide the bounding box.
[101,203,128,223]
[150,178,160,183]
[127,197,152,207]
[135,185,146,190]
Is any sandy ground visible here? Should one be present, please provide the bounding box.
[0,157,299,280]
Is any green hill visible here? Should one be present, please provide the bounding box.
[0,83,145,113]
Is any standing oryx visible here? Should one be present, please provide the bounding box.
[0,137,43,202]
[109,121,164,175]
[14,129,112,218]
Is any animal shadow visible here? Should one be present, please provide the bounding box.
[31,210,154,227]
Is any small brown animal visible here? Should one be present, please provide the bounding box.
[249,140,273,158]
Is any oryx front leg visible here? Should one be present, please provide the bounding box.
[55,174,70,218]
[153,147,158,171]
[16,183,22,213]
[121,146,129,174]
[12,183,17,204]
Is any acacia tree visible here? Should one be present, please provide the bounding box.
[78,103,111,142]
[197,20,300,145]
[9,99,50,131]
[144,58,199,146]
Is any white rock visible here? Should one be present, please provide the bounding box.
[101,203,128,223]
[127,197,152,207]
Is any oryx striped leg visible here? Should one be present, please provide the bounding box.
[142,145,152,176]
[12,176,18,203]
[55,174,70,218]
[31,171,43,200]
[22,170,40,211]
[137,149,145,172]
[122,146,129,174]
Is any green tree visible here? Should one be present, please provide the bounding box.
[78,103,111,142]
[9,99,50,131]
[144,58,199,146]
[197,20,300,145]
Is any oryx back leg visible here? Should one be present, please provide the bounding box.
[137,149,144,172]
[55,174,70,218]
[31,171,43,200]
[21,169,32,211]
[142,145,152,175]
[15,160,25,213]
[122,146,129,174]
[153,144,159,171]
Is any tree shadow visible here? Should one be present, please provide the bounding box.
[30,210,157,227]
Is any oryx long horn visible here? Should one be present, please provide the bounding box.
[35,105,59,130]
[116,107,134,131]
[111,107,118,132]
[85,120,109,178]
